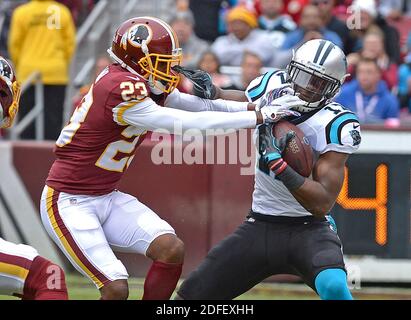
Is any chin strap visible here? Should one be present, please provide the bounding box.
[148,75,165,95]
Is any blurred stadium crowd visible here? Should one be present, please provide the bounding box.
[1,0,411,140]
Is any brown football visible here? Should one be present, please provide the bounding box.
[272,120,314,177]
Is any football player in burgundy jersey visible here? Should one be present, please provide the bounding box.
[40,16,304,300]
[0,56,68,300]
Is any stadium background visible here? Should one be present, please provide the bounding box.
[1,0,411,299]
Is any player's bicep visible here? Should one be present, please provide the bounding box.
[312,151,348,200]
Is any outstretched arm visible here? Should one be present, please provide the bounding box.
[165,88,254,112]
[213,87,249,102]
[115,94,303,134]
[117,98,259,133]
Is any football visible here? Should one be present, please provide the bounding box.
[272,120,314,177]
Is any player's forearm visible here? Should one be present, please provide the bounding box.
[166,89,253,112]
[271,163,333,217]
[214,87,249,102]
[289,178,336,218]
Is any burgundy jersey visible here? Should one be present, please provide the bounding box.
[47,64,164,195]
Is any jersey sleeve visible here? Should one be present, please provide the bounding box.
[245,70,289,103]
[118,101,256,133]
[106,73,152,126]
[319,111,362,154]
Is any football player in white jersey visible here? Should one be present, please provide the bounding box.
[175,39,360,300]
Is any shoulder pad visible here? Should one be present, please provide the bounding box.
[246,70,289,102]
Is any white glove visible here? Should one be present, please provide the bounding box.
[256,85,294,110]
[259,94,303,123]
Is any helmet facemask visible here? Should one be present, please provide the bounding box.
[0,71,20,129]
[139,41,182,94]
[288,61,341,112]
[7,81,21,128]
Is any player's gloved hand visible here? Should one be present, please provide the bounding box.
[172,65,217,99]
[258,93,302,123]
[256,85,295,111]
[258,123,295,169]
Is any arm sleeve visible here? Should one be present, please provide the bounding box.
[114,98,257,134]
[165,88,249,112]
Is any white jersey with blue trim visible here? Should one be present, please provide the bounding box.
[246,70,362,217]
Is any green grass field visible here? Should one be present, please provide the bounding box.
[2,274,411,300]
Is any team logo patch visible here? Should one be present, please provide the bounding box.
[350,129,361,146]
[121,24,153,49]
[302,136,310,146]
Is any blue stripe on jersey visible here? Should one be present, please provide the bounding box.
[328,113,359,144]
[247,70,276,101]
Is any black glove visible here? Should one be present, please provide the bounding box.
[172,65,217,99]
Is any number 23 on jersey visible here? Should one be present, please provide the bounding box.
[56,83,146,173]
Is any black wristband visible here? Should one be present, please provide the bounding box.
[276,165,305,191]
